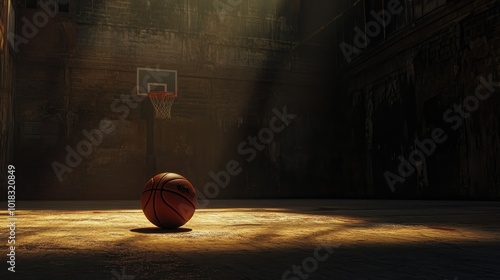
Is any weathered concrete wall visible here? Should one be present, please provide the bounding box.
[335,0,500,199]
[14,0,324,199]
[0,0,15,201]
[13,0,499,200]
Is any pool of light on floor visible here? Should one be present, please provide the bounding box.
[10,208,500,253]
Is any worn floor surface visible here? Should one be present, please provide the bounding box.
[2,200,500,280]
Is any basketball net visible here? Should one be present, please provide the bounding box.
[148,91,176,119]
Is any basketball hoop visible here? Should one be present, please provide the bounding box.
[147,91,177,119]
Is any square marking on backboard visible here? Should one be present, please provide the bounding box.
[137,68,177,95]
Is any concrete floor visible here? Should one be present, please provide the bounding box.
[3,200,500,280]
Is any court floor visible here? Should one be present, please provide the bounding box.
[4,199,500,280]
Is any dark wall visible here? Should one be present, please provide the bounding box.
[0,0,16,201]
[14,0,330,200]
[330,0,500,199]
[10,0,500,200]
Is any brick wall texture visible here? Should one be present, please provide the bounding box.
[14,0,318,199]
[10,0,500,200]
[336,0,500,198]
[0,0,15,201]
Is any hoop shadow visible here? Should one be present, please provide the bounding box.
[130,227,192,234]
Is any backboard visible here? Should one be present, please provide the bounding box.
[136,68,177,96]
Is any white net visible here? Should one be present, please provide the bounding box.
[148,92,176,119]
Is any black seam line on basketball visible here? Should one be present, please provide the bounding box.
[144,175,183,227]
[161,190,196,209]
[142,178,195,209]
[152,174,169,228]
[155,177,195,209]
[155,178,185,191]
[160,184,187,222]
[159,192,187,222]
[144,175,181,227]
[143,177,156,210]
[142,177,185,194]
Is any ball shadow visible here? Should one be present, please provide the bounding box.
[130,227,192,234]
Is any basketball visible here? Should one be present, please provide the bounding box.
[141,172,197,228]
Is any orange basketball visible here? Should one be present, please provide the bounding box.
[141,172,197,228]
